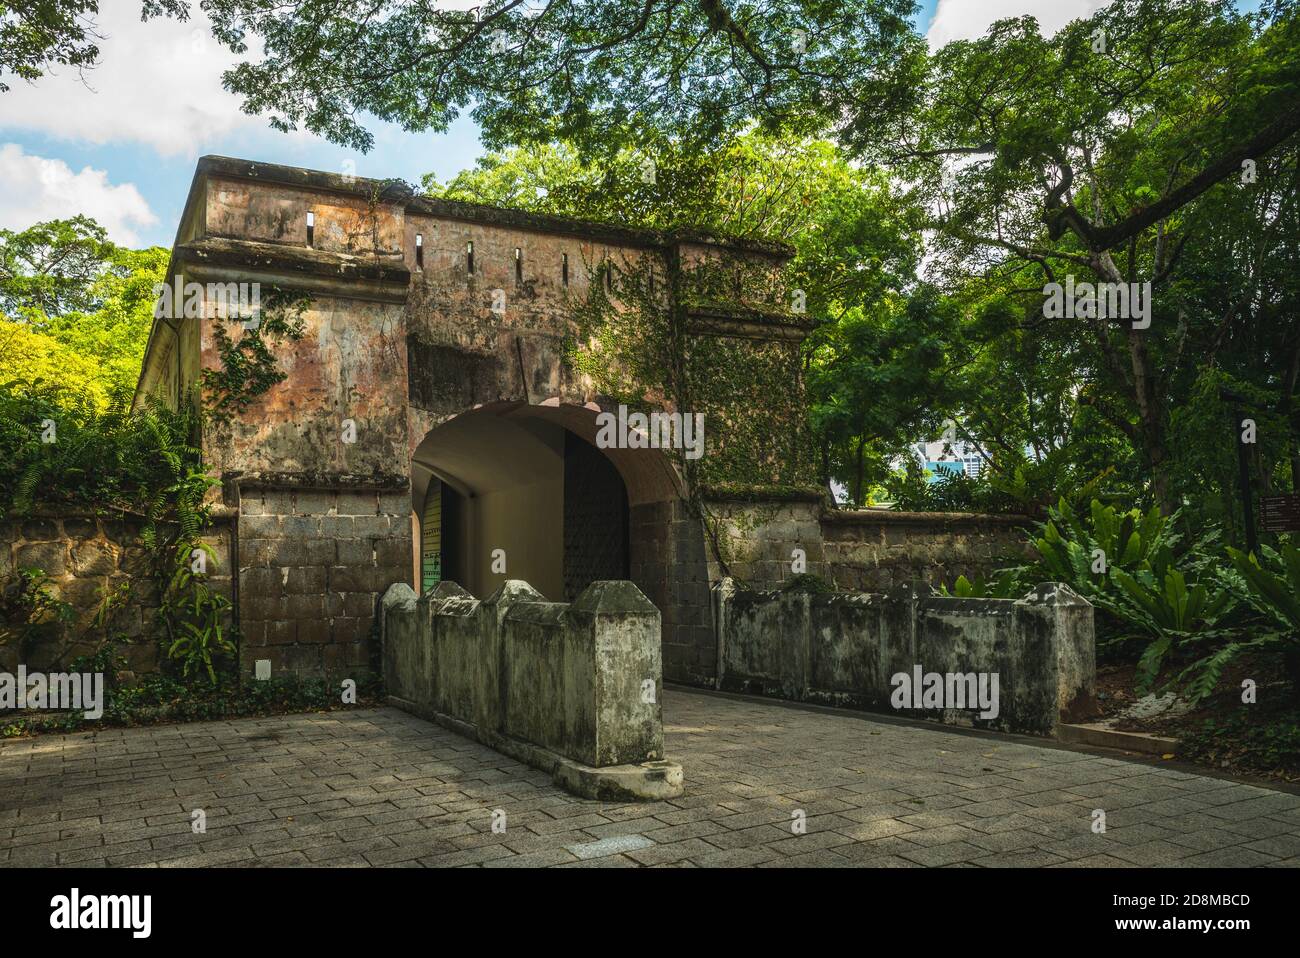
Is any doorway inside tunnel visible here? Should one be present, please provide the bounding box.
[412,403,658,602]
[562,429,629,600]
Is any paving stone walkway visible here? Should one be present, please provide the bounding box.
[4,689,1300,867]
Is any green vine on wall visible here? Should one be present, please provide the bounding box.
[566,247,818,584]
[185,286,311,676]
[199,288,309,424]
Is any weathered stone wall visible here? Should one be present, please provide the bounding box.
[705,495,828,589]
[636,497,1034,689]
[237,486,410,679]
[821,510,1031,592]
[629,499,713,686]
[382,578,681,799]
[129,157,1042,688]
[713,578,1095,736]
[202,295,412,484]
[205,173,405,257]
[0,512,233,678]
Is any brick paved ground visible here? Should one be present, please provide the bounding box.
[3,689,1300,867]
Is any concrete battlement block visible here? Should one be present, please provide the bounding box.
[715,576,1097,736]
[383,578,681,800]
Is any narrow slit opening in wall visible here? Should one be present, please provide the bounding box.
[562,252,569,287]
[466,240,475,275]
[306,210,315,247]
[415,233,424,271]
[604,262,612,292]
[515,247,523,283]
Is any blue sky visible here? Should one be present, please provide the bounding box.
[0,0,1169,248]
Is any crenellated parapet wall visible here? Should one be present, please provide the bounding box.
[381,578,682,800]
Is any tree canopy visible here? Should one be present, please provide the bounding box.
[0,217,166,408]
[0,1,187,92]
[195,0,926,154]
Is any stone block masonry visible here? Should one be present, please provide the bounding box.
[0,511,232,679]
[713,578,1095,736]
[629,498,713,687]
[821,509,1032,592]
[238,486,411,679]
[381,578,683,800]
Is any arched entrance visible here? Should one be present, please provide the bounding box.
[410,401,682,602]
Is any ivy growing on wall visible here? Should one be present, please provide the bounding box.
[569,247,815,486]
[2,275,314,684]
[566,245,818,579]
[199,288,309,424]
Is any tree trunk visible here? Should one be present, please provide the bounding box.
[853,437,865,507]
[1086,251,1177,513]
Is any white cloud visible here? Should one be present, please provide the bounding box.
[926,0,1110,48]
[0,5,275,156]
[0,144,158,245]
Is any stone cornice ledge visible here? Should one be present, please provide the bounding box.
[823,509,1034,527]
[175,237,411,304]
[686,304,815,342]
[223,470,411,492]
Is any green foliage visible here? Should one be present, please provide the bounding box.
[0,215,117,316]
[0,566,74,654]
[809,284,961,506]
[0,2,188,93]
[0,218,166,407]
[0,379,235,683]
[1225,541,1300,698]
[199,0,925,154]
[1110,556,1236,695]
[781,573,835,594]
[159,541,234,684]
[877,458,1111,516]
[1180,705,1300,777]
[1033,498,1171,602]
[2,671,385,737]
[931,494,1268,704]
[1112,559,1233,637]
[1021,497,1245,700]
[940,570,1025,599]
[0,215,311,689]
[153,1,1300,527]
[1227,541,1300,634]
[889,0,1300,515]
[71,579,134,676]
[0,383,199,521]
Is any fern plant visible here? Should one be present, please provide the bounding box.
[0,567,74,662]
[1033,497,1171,601]
[1226,542,1300,701]
[940,569,1026,599]
[1105,546,1236,698]
[158,540,234,684]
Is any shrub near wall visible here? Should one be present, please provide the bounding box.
[0,510,232,679]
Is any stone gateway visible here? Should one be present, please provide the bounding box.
[132,155,1034,690]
